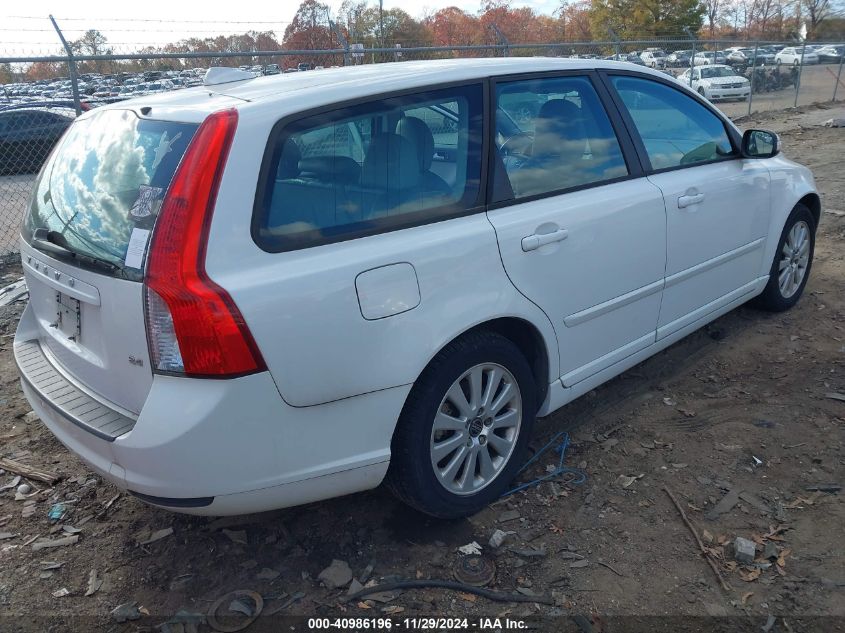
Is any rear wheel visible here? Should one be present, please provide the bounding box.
[755,203,815,312]
[386,330,537,518]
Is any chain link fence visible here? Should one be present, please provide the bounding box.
[2,35,844,256]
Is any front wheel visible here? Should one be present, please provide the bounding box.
[386,330,537,518]
[754,203,815,312]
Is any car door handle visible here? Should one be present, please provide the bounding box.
[678,193,705,208]
[521,229,569,252]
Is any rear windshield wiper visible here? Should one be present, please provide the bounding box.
[31,228,126,277]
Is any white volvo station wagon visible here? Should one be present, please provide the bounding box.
[15,58,819,518]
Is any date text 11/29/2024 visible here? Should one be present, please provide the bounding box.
[307,617,528,630]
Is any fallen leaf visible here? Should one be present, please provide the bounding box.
[615,474,638,488]
[457,592,477,602]
[85,569,102,597]
[741,591,754,605]
[777,549,791,568]
[382,606,404,615]
[739,568,761,582]
[702,529,714,544]
[138,527,173,546]
[549,525,565,534]
[784,498,809,509]
[357,602,372,610]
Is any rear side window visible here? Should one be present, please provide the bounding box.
[24,109,197,280]
[254,84,483,252]
[493,76,628,201]
[610,76,735,170]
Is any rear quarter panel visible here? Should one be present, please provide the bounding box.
[203,104,559,408]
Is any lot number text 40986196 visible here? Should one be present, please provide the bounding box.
[307,617,528,630]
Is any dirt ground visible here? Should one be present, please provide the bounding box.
[0,106,843,632]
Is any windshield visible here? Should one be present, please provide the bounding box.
[701,67,738,79]
[24,109,197,280]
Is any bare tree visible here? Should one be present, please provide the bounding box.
[705,0,722,36]
[802,0,831,37]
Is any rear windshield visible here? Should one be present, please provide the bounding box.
[24,109,197,280]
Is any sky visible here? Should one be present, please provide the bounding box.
[1,0,562,54]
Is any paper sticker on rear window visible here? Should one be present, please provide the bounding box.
[129,185,163,218]
[125,227,151,269]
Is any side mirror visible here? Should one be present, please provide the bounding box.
[742,129,780,158]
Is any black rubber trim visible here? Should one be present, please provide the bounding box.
[129,490,214,508]
[14,339,136,443]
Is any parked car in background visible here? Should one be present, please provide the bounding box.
[265,64,281,75]
[605,53,647,66]
[727,48,775,66]
[0,107,73,174]
[640,49,667,68]
[816,45,844,64]
[677,64,751,101]
[14,59,819,519]
[693,51,728,66]
[775,47,819,66]
[667,50,692,67]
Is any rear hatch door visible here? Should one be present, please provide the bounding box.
[20,108,199,414]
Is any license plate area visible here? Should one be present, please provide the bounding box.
[56,292,81,341]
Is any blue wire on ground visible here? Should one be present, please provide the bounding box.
[501,431,587,497]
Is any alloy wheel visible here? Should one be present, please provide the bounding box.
[778,220,811,298]
[429,363,522,496]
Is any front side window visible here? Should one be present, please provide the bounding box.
[255,84,483,251]
[493,76,628,201]
[610,76,735,170]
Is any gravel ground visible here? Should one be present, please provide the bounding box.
[0,106,843,632]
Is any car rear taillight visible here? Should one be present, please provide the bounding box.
[144,108,266,377]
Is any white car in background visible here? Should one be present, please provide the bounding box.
[693,51,727,66]
[775,47,819,66]
[15,58,819,518]
[640,50,667,68]
[678,64,751,101]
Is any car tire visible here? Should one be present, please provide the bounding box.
[698,87,706,98]
[754,203,815,312]
[386,330,537,519]
[793,59,799,67]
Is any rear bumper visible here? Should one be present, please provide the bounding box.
[15,305,409,515]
